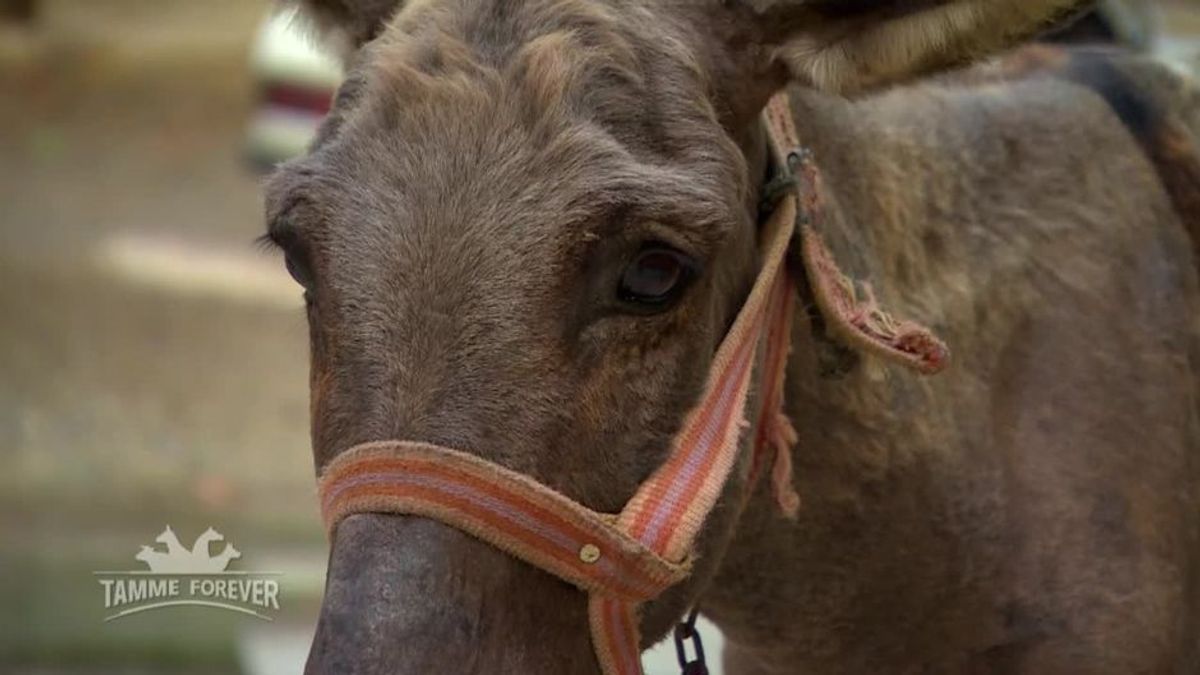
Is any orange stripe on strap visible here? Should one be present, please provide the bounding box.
[328,482,660,600]
[624,326,759,548]
[619,190,797,562]
[321,442,689,602]
[590,597,641,675]
[325,454,613,552]
[751,270,794,483]
[645,333,758,554]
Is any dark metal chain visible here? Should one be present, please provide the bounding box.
[673,608,707,675]
[758,147,813,222]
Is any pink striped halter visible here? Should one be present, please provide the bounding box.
[316,92,946,674]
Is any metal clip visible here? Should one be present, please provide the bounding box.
[786,147,813,171]
[760,146,814,221]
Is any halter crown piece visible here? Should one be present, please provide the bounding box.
[317,91,947,675]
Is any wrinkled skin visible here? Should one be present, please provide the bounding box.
[262,0,1200,672]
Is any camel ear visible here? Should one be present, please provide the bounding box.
[286,0,406,54]
[743,0,1088,93]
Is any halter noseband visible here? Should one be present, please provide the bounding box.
[316,91,945,675]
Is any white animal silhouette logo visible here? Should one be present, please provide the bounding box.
[134,526,241,573]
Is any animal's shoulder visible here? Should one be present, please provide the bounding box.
[928,44,1197,128]
[1048,48,1200,256]
[933,45,1200,241]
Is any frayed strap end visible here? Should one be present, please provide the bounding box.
[800,227,950,376]
[767,413,801,519]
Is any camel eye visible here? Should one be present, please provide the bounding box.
[618,245,697,310]
[284,251,314,291]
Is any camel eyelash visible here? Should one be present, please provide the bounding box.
[253,233,281,253]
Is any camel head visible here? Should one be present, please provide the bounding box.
[269,1,1088,672]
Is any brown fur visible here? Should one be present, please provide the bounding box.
[1059,49,1200,265]
[714,49,1200,674]
[264,1,1200,673]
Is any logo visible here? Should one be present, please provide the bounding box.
[95,526,281,621]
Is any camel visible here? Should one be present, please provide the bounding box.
[262,0,1200,672]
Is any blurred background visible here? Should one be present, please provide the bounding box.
[0,1,1197,674]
